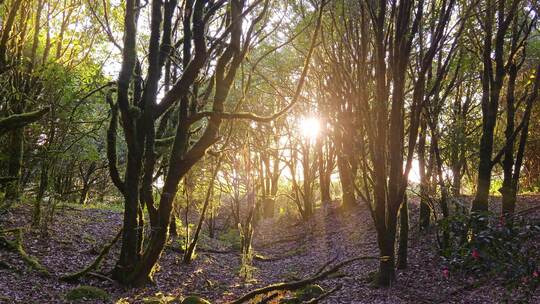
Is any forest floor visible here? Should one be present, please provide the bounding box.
[1,196,540,304]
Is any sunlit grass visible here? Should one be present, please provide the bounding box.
[60,201,124,213]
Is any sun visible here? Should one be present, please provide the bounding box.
[299,117,320,141]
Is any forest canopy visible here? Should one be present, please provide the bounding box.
[1,0,540,303]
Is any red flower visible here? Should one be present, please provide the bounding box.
[442,268,450,278]
[471,249,480,260]
[533,271,539,278]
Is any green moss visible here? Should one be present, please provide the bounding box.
[181,295,211,304]
[295,284,324,301]
[65,286,110,302]
[278,285,325,304]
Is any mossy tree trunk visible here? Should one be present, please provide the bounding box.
[4,128,24,205]
[106,0,276,286]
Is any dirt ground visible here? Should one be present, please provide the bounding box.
[1,195,539,303]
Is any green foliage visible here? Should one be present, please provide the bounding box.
[440,213,540,302]
[489,178,504,196]
[295,284,324,301]
[218,228,241,251]
[60,202,123,213]
[277,285,325,304]
[65,286,110,302]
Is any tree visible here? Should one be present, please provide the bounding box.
[471,0,521,213]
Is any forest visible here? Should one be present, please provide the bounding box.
[0,0,540,303]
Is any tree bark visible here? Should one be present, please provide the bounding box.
[418,118,430,229]
[396,193,408,269]
[4,128,24,204]
[337,154,355,209]
[471,0,519,214]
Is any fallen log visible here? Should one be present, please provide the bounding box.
[229,255,382,304]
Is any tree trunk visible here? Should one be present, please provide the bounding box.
[418,119,430,229]
[396,193,408,269]
[337,154,355,209]
[184,157,222,264]
[320,171,332,203]
[111,155,142,283]
[33,161,49,227]
[375,227,396,286]
[502,64,540,217]
[0,0,23,68]
[501,63,518,217]
[4,128,24,205]
[169,214,178,237]
[472,0,518,214]
[471,119,495,213]
[317,135,332,203]
[262,198,275,218]
[78,183,90,205]
[302,143,313,217]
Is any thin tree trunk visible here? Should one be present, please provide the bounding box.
[4,128,24,204]
[183,157,223,264]
[418,119,430,229]
[337,154,355,209]
[33,161,49,227]
[396,193,408,269]
[78,184,90,205]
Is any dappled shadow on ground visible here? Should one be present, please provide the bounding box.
[1,196,540,303]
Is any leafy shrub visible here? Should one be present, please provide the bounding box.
[218,228,241,251]
[439,212,540,302]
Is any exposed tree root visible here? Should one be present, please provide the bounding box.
[229,255,380,304]
[253,253,280,262]
[59,229,122,282]
[0,228,50,276]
